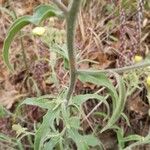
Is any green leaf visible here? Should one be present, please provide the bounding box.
[41,130,62,150]
[68,128,102,150]
[101,73,126,132]
[0,133,21,148]
[3,4,62,71]
[0,133,13,143]
[93,112,108,118]
[124,134,150,150]
[68,129,88,150]
[16,95,62,150]
[34,109,60,150]
[78,72,126,132]
[73,94,106,106]
[44,136,60,150]
[0,105,6,118]
[72,94,110,118]
[84,135,102,147]
[123,135,144,142]
[121,113,130,127]
[115,127,125,149]
[78,73,118,108]
[69,117,80,129]
[18,95,56,109]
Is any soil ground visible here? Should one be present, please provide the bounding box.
[0,0,150,149]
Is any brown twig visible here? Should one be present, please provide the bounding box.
[52,0,68,14]
[78,60,150,75]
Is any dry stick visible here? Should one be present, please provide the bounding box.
[66,0,81,102]
[52,0,68,14]
[77,61,150,75]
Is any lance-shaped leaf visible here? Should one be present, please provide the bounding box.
[72,94,110,118]
[101,73,126,132]
[78,72,126,132]
[124,133,150,150]
[78,72,118,110]
[68,128,103,150]
[18,95,56,110]
[34,109,60,150]
[3,4,62,71]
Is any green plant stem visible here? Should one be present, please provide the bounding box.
[20,34,28,72]
[13,10,28,72]
[53,0,68,14]
[77,61,150,75]
[66,0,81,101]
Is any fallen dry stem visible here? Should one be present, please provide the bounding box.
[52,0,68,14]
[77,61,150,75]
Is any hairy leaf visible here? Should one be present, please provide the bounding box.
[123,135,144,142]
[3,4,62,71]
[72,94,110,118]
[18,95,56,109]
[78,73,118,108]
[78,72,126,132]
[34,109,60,150]
[68,128,102,150]
[101,73,126,132]
[124,134,150,150]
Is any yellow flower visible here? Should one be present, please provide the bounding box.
[146,76,150,86]
[134,55,143,63]
[32,27,46,36]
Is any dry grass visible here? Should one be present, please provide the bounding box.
[0,0,150,149]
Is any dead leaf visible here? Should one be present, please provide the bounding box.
[88,51,112,69]
[79,63,89,69]
[0,73,27,109]
[0,90,27,109]
[0,0,5,5]
[127,96,149,116]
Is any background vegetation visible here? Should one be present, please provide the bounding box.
[0,0,150,149]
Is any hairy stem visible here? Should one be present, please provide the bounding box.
[53,0,68,14]
[66,0,81,101]
[77,61,150,75]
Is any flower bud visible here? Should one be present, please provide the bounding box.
[146,76,150,86]
[32,27,46,36]
[134,55,143,63]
